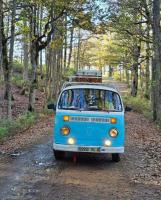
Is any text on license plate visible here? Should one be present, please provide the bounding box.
[78,147,100,152]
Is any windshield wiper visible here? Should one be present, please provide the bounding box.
[61,107,84,111]
[62,107,77,110]
[86,107,116,112]
[86,107,102,111]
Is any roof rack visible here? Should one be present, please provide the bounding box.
[62,82,119,91]
[76,70,102,77]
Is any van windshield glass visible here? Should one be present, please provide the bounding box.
[58,88,122,112]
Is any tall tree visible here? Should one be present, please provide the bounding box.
[67,23,74,69]
[63,14,67,71]
[23,19,29,81]
[2,0,16,119]
[152,0,161,122]
[0,0,3,119]
[27,2,65,111]
[0,0,2,66]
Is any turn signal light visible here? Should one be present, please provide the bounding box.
[111,118,117,124]
[63,116,70,121]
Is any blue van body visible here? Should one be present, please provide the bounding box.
[53,84,125,156]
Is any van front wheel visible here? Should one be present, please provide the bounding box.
[53,150,65,160]
[112,153,120,162]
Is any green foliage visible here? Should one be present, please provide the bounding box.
[123,96,152,120]
[13,60,23,73]
[16,112,36,129]
[64,68,76,77]
[113,72,121,81]
[12,74,30,89]
[0,127,8,139]
[43,107,54,115]
[0,112,37,141]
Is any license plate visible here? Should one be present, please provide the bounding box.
[78,147,100,152]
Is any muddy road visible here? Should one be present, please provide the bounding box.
[0,112,161,200]
[0,81,161,200]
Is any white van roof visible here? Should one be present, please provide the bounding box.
[62,82,119,93]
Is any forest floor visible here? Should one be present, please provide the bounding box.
[0,85,45,119]
[0,81,161,200]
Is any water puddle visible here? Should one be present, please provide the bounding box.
[0,150,25,157]
[10,152,22,157]
[37,161,56,168]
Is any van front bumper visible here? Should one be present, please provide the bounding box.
[53,143,124,153]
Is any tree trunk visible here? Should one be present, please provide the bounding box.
[50,48,56,99]
[145,24,151,99]
[39,7,43,78]
[3,0,16,119]
[28,41,37,112]
[152,0,161,122]
[76,28,81,70]
[109,65,113,77]
[67,25,74,69]
[63,14,67,72]
[2,38,12,119]
[0,0,3,87]
[119,67,122,81]
[23,20,29,81]
[0,0,2,66]
[131,45,140,97]
[28,5,38,112]
[125,68,129,86]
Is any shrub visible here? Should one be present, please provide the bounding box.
[12,75,30,88]
[123,95,152,119]
[0,112,37,141]
[43,107,54,115]
[13,60,23,73]
[12,74,24,87]
[0,127,8,139]
[17,112,36,129]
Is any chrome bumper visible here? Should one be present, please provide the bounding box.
[53,143,124,153]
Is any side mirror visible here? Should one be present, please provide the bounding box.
[125,106,132,112]
[47,103,56,111]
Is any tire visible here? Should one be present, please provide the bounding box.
[53,150,65,160]
[112,153,120,162]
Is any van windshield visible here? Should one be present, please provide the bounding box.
[58,88,122,112]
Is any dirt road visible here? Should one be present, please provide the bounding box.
[0,116,161,199]
[0,82,161,200]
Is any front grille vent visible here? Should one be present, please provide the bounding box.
[70,116,110,123]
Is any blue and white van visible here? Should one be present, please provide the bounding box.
[48,82,125,162]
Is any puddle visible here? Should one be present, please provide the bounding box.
[0,150,24,157]
[37,161,56,168]
[10,152,22,157]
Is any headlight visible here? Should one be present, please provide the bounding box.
[67,138,75,145]
[61,126,70,135]
[104,140,111,147]
[109,128,118,137]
